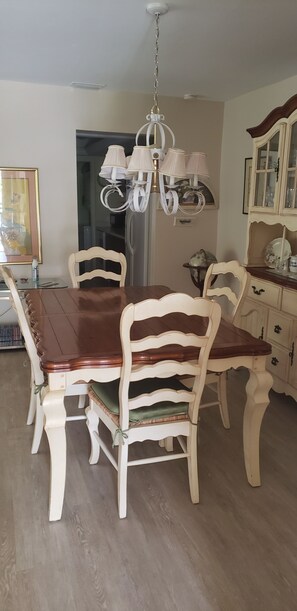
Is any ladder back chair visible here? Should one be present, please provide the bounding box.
[68,246,127,288]
[201,260,250,428]
[1,266,88,454]
[86,293,221,518]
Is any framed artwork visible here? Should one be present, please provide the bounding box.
[243,157,252,214]
[0,167,41,264]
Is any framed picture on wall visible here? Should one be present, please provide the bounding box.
[243,157,252,214]
[0,167,41,264]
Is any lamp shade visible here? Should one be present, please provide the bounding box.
[101,145,127,170]
[186,152,209,177]
[127,146,154,173]
[159,148,187,178]
[99,167,127,180]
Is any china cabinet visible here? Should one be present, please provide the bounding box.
[240,94,297,401]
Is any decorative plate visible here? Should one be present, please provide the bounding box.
[264,238,292,268]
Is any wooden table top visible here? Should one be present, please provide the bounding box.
[25,285,271,374]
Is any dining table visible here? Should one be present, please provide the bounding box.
[25,284,273,521]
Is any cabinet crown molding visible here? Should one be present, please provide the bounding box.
[247,93,297,138]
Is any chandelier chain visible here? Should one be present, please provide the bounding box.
[153,12,160,113]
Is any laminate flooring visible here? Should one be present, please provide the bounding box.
[0,349,297,611]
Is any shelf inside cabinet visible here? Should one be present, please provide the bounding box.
[246,221,297,266]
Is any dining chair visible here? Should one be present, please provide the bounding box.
[200,260,250,428]
[1,266,88,454]
[68,246,127,288]
[86,293,221,518]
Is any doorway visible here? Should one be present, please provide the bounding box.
[76,130,137,284]
[76,130,137,249]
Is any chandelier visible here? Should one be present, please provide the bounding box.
[99,3,209,215]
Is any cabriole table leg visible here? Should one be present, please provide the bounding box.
[243,359,273,486]
[42,389,67,521]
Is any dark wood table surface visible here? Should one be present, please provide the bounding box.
[25,285,271,373]
[24,285,273,522]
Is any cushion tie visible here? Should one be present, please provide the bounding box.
[34,382,46,395]
[112,428,129,447]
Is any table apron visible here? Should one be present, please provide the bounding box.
[48,366,122,391]
[207,354,267,373]
[47,355,267,391]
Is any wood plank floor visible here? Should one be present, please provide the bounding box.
[0,349,297,611]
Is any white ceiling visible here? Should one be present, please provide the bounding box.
[1,0,297,102]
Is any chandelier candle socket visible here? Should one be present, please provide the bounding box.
[99,3,209,215]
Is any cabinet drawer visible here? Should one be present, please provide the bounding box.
[267,310,292,348]
[282,288,297,317]
[247,278,281,308]
[266,344,289,381]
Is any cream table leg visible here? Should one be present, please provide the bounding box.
[243,364,273,487]
[42,390,67,522]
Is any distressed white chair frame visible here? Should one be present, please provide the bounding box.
[1,266,88,454]
[86,293,221,518]
[201,260,250,428]
[68,246,127,288]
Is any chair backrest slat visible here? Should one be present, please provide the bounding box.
[68,246,127,288]
[129,388,195,411]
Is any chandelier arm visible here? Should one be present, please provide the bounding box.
[132,186,146,213]
[129,174,152,213]
[178,190,206,216]
[156,122,166,151]
[135,121,153,145]
[161,122,175,148]
[158,174,179,215]
[100,184,130,212]
[166,189,180,215]
[146,121,157,147]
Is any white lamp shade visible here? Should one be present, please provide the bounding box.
[186,152,209,177]
[125,155,136,177]
[101,145,127,170]
[99,167,127,180]
[159,148,187,178]
[127,146,154,173]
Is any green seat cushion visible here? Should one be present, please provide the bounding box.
[90,377,189,423]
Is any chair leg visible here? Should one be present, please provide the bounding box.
[26,368,36,425]
[164,437,174,451]
[86,404,100,464]
[27,385,36,425]
[118,441,129,519]
[187,425,199,504]
[78,394,87,410]
[31,394,44,454]
[218,373,230,429]
[159,437,173,451]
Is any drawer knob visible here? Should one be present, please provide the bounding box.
[274,324,282,334]
[271,356,279,366]
[252,286,265,296]
[289,342,295,366]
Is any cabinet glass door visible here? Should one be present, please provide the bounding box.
[253,132,280,210]
[283,121,297,212]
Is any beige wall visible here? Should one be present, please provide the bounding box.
[218,74,297,263]
[0,80,223,292]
